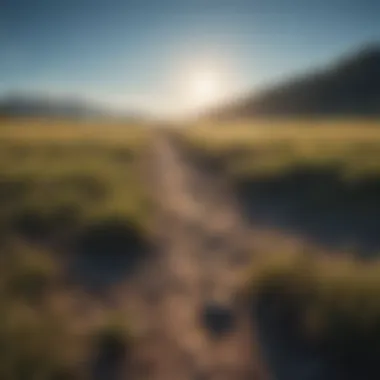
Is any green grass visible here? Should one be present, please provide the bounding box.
[242,249,380,350]
[177,120,380,239]
[0,240,136,380]
[179,120,380,180]
[0,241,85,379]
[0,119,149,379]
[0,119,151,243]
[3,118,380,374]
[181,119,380,353]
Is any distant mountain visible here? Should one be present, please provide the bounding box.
[210,44,380,119]
[0,94,101,119]
[0,94,142,121]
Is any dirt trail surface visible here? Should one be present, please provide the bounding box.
[132,131,270,380]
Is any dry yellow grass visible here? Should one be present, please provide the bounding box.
[0,118,152,241]
[177,119,380,179]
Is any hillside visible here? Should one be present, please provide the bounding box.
[0,94,142,121]
[211,44,380,119]
[0,94,103,119]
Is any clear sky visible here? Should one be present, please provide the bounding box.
[1,0,380,116]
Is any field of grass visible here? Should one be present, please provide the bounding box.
[0,240,136,379]
[180,119,380,179]
[179,120,380,249]
[243,248,380,340]
[0,119,150,379]
[180,119,380,363]
[3,117,380,377]
[0,120,151,242]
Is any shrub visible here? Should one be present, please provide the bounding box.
[89,313,136,379]
[0,243,87,380]
[243,249,380,349]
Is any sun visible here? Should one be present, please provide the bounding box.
[187,70,221,108]
[179,64,229,113]
[173,56,235,116]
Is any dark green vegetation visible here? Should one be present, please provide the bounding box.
[0,120,150,379]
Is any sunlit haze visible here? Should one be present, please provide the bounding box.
[187,70,223,110]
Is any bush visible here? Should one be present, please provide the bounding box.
[89,313,136,379]
[243,249,380,348]
[0,243,87,380]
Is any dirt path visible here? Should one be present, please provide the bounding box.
[131,132,269,380]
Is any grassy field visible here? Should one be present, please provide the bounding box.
[3,117,380,377]
[242,248,380,342]
[179,120,380,249]
[0,119,151,241]
[179,119,380,360]
[0,119,150,379]
[180,119,380,179]
[0,240,136,379]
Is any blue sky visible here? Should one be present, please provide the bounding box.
[1,0,380,116]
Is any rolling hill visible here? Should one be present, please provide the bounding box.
[210,44,380,119]
[0,94,142,121]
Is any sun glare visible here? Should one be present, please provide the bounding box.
[173,56,236,116]
[188,70,221,108]
[178,62,230,114]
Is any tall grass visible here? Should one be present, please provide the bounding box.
[0,242,85,379]
[0,241,136,379]
[183,120,380,355]
[242,247,380,354]
[0,121,151,243]
[178,120,380,180]
[0,120,148,379]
